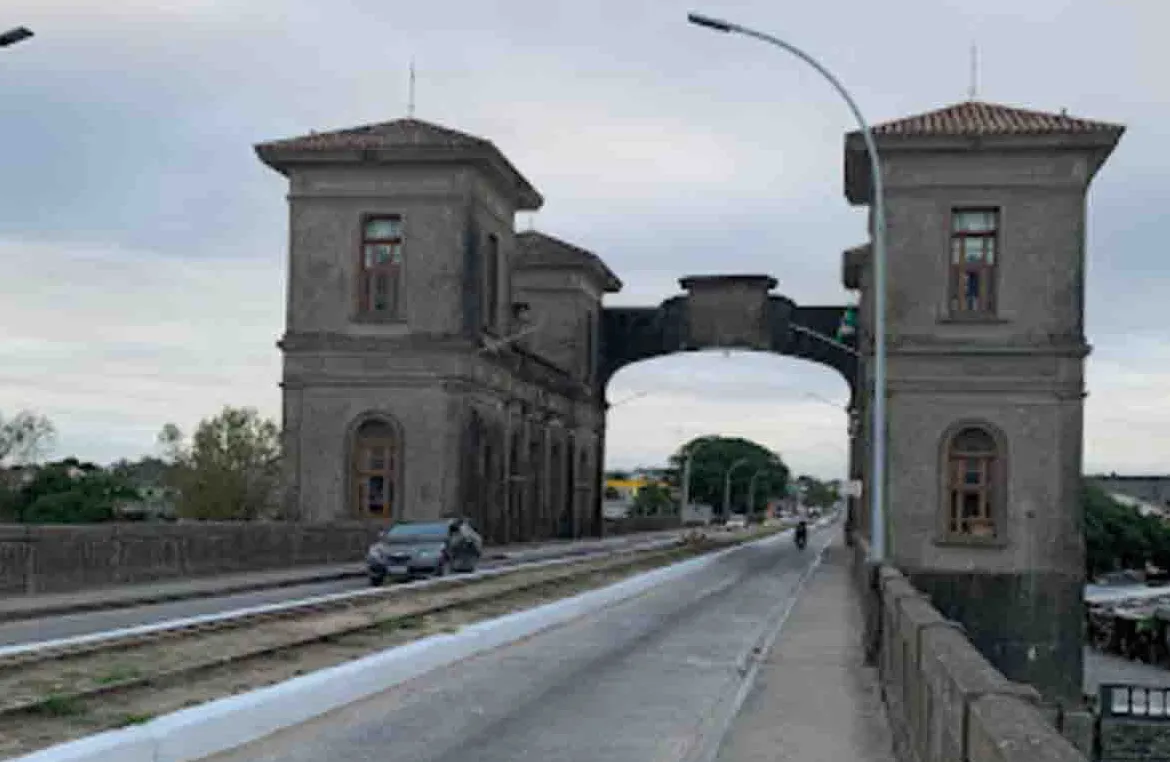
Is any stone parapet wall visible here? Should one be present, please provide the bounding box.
[853,536,1091,761]
[601,516,681,535]
[0,522,384,596]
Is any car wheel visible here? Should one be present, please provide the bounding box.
[369,574,385,588]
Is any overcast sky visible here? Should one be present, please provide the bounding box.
[1,0,1166,480]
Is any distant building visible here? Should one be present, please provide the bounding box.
[602,475,670,519]
[1107,491,1170,520]
[1089,475,1170,508]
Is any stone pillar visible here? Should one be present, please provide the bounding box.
[592,424,606,538]
[500,408,515,545]
[541,422,554,540]
[561,431,575,539]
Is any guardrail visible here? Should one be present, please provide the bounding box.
[1102,684,1170,720]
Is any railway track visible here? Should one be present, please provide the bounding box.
[0,528,786,760]
[0,533,683,670]
[0,531,763,725]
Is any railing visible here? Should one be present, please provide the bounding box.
[1101,683,1170,720]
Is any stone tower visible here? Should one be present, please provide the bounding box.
[843,101,1124,704]
[255,118,607,539]
[255,119,543,523]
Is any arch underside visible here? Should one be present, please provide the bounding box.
[599,298,859,407]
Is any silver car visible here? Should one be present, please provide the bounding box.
[366,518,483,586]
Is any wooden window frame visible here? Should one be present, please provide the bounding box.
[351,419,400,521]
[947,207,1000,318]
[937,423,1007,547]
[357,215,405,321]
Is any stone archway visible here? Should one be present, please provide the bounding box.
[599,275,857,404]
[594,274,861,536]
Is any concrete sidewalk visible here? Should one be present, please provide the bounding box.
[715,536,896,762]
[0,530,684,623]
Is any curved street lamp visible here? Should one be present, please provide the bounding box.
[686,11,888,563]
[747,468,772,516]
[0,27,33,48]
[722,457,752,518]
[679,435,718,522]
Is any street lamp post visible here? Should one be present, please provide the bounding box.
[723,457,751,518]
[680,436,718,523]
[747,468,768,517]
[0,27,33,48]
[687,12,888,563]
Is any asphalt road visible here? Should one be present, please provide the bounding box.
[0,532,684,648]
[207,526,827,762]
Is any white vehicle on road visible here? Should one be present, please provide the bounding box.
[725,513,748,531]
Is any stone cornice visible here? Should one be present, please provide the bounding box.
[875,335,1091,358]
[280,332,598,406]
[887,379,1085,399]
[279,332,473,354]
[287,191,470,204]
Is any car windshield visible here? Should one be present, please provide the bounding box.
[382,523,449,543]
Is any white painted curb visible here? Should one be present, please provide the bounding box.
[10,530,789,762]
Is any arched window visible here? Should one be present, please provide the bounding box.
[352,419,399,519]
[945,426,999,538]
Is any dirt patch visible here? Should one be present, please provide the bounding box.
[0,528,780,758]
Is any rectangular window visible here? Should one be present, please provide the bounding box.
[949,208,998,315]
[483,234,500,333]
[359,216,403,318]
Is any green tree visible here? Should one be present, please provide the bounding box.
[631,483,674,517]
[668,436,789,517]
[1083,482,1170,579]
[4,459,139,523]
[796,475,840,509]
[162,407,282,520]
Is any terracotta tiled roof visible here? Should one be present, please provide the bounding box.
[515,231,622,292]
[867,100,1124,138]
[256,118,493,152]
[255,117,544,210]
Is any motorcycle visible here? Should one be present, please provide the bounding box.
[794,522,808,550]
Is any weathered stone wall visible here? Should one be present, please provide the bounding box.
[1100,717,1170,761]
[853,536,1093,761]
[0,522,383,596]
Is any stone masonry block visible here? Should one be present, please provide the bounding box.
[898,596,959,756]
[1058,710,1095,758]
[880,569,925,689]
[967,695,1088,762]
[920,626,1041,762]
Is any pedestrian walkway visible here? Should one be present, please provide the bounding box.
[0,529,684,623]
[716,536,896,762]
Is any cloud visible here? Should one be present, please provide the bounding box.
[0,0,1166,478]
[0,237,281,461]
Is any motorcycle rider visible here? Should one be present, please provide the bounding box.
[795,519,808,549]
